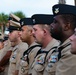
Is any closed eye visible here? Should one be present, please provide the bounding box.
[33,28,37,31]
[53,19,58,23]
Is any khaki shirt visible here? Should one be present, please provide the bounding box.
[56,39,76,75]
[19,42,41,75]
[0,49,3,61]
[8,42,28,75]
[0,39,11,61]
[31,39,60,75]
[0,39,12,75]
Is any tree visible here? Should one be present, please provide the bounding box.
[58,0,66,4]
[74,0,76,6]
[11,11,26,18]
[0,13,8,33]
[0,11,26,34]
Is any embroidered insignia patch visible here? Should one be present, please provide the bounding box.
[37,55,45,64]
[48,55,58,63]
[54,8,59,14]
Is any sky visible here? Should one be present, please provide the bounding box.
[0,0,75,17]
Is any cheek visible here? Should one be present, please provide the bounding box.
[9,34,13,39]
[0,43,2,47]
[37,32,44,40]
[21,31,26,36]
[21,32,25,37]
[22,32,29,39]
[71,38,76,51]
[9,33,16,40]
[71,43,76,54]
[36,31,43,36]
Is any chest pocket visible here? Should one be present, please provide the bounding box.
[33,49,49,72]
[20,55,29,74]
[33,46,58,72]
[45,42,71,73]
[22,45,41,64]
[20,45,41,73]
[20,54,29,67]
[34,54,46,72]
[45,52,58,73]
[10,49,17,63]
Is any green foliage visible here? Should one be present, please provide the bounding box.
[11,11,26,18]
[0,11,26,33]
[0,13,8,24]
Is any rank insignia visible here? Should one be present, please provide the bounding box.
[54,8,59,14]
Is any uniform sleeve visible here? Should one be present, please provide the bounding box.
[15,44,28,70]
[15,49,21,70]
[56,46,76,75]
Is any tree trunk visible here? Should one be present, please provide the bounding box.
[59,0,66,4]
[75,0,76,6]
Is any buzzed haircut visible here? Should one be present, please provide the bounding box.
[61,14,76,30]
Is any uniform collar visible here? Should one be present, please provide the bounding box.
[42,38,60,51]
[60,39,70,47]
[29,42,40,48]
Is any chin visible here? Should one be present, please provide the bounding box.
[70,49,76,54]
[35,40,40,44]
[21,39,25,42]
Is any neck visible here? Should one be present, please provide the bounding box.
[61,30,74,43]
[27,36,35,46]
[42,35,53,48]
[15,38,22,45]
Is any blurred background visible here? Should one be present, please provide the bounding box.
[0,0,75,34]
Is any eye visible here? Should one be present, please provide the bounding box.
[21,29,24,31]
[53,19,58,23]
[33,28,37,31]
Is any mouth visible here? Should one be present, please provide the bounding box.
[33,35,36,38]
[50,25,54,30]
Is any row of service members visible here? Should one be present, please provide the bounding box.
[19,4,76,75]
[1,3,76,75]
[7,15,60,75]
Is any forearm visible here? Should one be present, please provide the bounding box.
[0,51,12,66]
[14,70,19,75]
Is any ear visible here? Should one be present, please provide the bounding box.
[43,29,47,36]
[64,22,71,31]
[29,29,33,36]
[18,31,21,37]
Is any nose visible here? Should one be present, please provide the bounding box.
[50,23,53,28]
[19,31,22,37]
[69,34,74,41]
[50,22,54,27]
[32,29,35,37]
[32,29,35,35]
